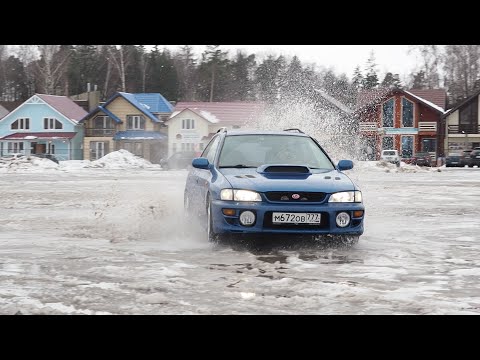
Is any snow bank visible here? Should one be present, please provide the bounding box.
[352,160,439,174]
[0,156,59,172]
[86,149,161,169]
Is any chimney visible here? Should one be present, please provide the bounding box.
[87,83,91,92]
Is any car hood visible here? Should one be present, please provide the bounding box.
[220,168,356,193]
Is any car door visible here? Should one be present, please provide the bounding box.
[187,136,221,215]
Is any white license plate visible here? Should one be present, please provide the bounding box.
[272,212,321,224]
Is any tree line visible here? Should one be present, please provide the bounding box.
[0,45,479,109]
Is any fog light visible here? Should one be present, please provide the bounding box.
[336,212,350,227]
[222,208,236,216]
[353,210,364,218]
[239,211,255,226]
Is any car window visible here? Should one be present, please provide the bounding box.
[202,136,221,164]
[218,134,335,169]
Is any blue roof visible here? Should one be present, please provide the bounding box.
[132,93,174,113]
[80,92,173,124]
[113,131,167,141]
[78,105,122,123]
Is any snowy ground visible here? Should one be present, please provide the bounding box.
[1,154,479,314]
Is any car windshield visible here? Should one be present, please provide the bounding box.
[382,151,396,156]
[448,153,461,157]
[416,152,430,156]
[218,134,335,170]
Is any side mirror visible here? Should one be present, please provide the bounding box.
[192,157,210,169]
[338,160,353,171]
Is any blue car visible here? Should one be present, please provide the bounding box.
[184,128,364,244]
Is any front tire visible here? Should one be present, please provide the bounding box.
[206,199,218,243]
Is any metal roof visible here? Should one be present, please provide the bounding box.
[1,132,77,140]
[36,94,88,122]
[132,93,174,113]
[173,102,265,125]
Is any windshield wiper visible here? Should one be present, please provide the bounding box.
[219,164,257,168]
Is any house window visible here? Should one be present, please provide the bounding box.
[7,142,24,153]
[90,141,109,160]
[94,116,114,129]
[422,138,436,152]
[182,119,195,130]
[382,136,394,150]
[401,136,414,158]
[382,98,394,127]
[44,118,63,130]
[127,115,145,130]
[402,98,414,127]
[11,118,30,130]
[459,97,478,133]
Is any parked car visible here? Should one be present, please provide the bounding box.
[469,149,480,167]
[160,151,196,170]
[380,149,400,166]
[1,153,24,160]
[445,153,462,167]
[184,128,364,245]
[412,152,432,166]
[31,153,59,164]
[460,150,473,167]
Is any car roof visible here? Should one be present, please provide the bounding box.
[224,130,309,137]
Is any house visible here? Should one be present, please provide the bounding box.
[0,101,23,119]
[167,102,265,157]
[0,94,87,160]
[79,92,173,163]
[443,88,480,152]
[355,88,447,161]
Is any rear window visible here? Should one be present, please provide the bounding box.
[382,151,396,156]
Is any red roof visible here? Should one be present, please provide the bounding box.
[1,132,77,140]
[407,89,446,110]
[173,102,266,124]
[37,94,88,122]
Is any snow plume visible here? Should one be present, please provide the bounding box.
[245,97,362,162]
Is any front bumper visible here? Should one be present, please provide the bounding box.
[211,199,364,235]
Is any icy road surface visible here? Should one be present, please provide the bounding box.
[1,165,479,314]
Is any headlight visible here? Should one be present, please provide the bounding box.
[220,189,262,202]
[328,191,362,203]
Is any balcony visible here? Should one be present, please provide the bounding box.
[447,124,480,134]
[85,128,115,137]
[359,122,377,132]
[418,122,437,132]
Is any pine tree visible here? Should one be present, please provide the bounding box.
[352,66,363,90]
[362,51,379,89]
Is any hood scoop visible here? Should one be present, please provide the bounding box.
[257,164,312,176]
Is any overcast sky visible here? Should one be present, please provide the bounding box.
[164,45,420,82]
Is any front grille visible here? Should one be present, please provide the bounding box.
[263,211,329,230]
[265,191,326,203]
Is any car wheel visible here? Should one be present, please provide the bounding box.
[206,197,218,243]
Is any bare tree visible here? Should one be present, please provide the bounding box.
[36,45,71,94]
[408,45,441,88]
[443,45,480,104]
[106,45,133,92]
